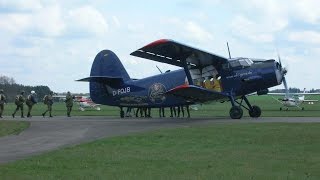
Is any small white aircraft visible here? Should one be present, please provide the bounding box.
[75,96,101,111]
[269,88,319,110]
[267,54,320,110]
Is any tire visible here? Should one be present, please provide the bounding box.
[249,105,261,118]
[229,106,243,119]
[280,107,282,111]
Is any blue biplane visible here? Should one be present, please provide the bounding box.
[78,39,287,119]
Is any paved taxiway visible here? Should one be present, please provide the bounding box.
[0,116,320,164]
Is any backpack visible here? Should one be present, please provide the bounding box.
[26,95,32,106]
[27,95,32,101]
[43,95,48,104]
[15,95,20,105]
[0,94,4,104]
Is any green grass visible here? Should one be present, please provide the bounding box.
[0,123,319,180]
[1,95,320,117]
[0,121,30,137]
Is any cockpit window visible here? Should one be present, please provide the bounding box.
[228,58,253,69]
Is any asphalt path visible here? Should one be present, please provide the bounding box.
[0,116,320,164]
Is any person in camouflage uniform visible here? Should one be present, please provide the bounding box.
[0,89,7,118]
[42,91,54,118]
[12,90,26,118]
[65,91,74,117]
[26,90,37,118]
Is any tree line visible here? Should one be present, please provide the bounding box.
[0,75,52,102]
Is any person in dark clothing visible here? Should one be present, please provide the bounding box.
[26,90,37,118]
[12,90,25,118]
[178,106,185,117]
[170,106,176,117]
[159,107,165,117]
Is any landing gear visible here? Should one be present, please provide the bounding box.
[302,107,305,111]
[120,107,124,118]
[230,106,243,119]
[249,105,261,118]
[229,95,261,119]
[280,107,282,111]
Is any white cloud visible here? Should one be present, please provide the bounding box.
[292,0,320,24]
[185,21,214,42]
[243,0,320,25]
[0,4,64,37]
[163,18,214,43]
[0,0,43,11]
[68,6,108,36]
[32,5,65,37]
[0,13,31,34]
[230,15,275,43]
[288,31,320,44]
[112,16,121,28]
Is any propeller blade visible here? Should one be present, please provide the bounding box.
[282,76,289,99]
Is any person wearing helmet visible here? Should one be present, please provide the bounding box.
[65,91,74,117]
[12,90,26,118]
[26,90,37,118]
[42,91,54,118]
[0,89,7,118]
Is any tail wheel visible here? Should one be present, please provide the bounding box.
[230,106,243,119]
[249,105,261,118]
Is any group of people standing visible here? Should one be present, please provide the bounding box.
[125,105,190,118]
[0,89,74,118]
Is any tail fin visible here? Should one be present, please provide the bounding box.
[77,50,131,104]
[90,50,130,81]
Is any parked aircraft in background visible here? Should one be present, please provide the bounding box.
[75,96,101,111]
[269,88,320,110]
[78,39,287,119]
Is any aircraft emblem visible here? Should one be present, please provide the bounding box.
[149,83,166,104]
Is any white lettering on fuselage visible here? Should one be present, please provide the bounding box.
[226,71,253,79]
[113,87,131,96]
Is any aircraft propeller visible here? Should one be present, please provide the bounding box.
[277,53,289,99]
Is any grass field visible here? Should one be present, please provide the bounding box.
[0,123,319,179]
[1,95,320,118]
[0,121,30,137]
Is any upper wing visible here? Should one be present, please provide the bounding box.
[166,84,227,103]
[130,39,228,68]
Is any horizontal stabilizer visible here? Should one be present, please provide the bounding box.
[166,84,227,103]
[76,76,123,83]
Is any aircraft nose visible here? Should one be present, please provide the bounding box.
[275,61,287,85]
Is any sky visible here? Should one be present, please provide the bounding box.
[0,0,320,93]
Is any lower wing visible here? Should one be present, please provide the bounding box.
[166,85,227,103]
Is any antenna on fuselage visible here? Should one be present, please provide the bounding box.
[227,42,232,59]
[156,65,163,74]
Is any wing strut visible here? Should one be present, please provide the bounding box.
[183,61,194,85]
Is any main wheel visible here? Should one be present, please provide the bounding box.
[229,106,243,119]
[249,105,261,118]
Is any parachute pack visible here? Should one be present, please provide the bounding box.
[14,95,21,105]
[43,95,48,104]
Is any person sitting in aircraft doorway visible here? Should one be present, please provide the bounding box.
[203,75,222,92]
